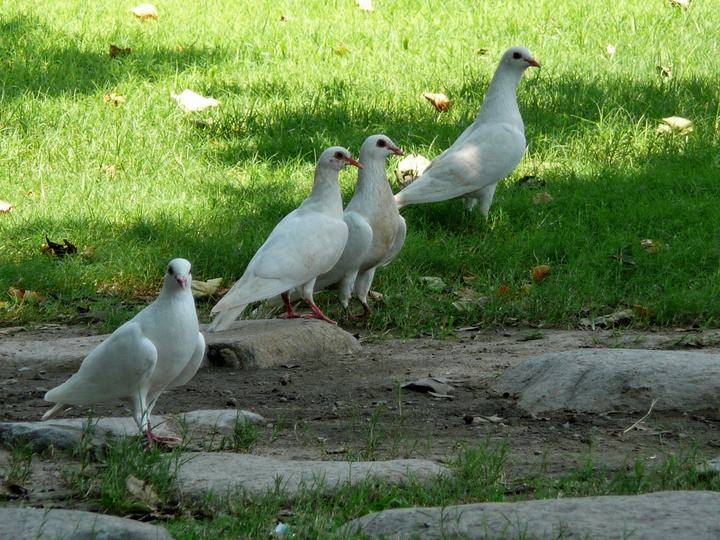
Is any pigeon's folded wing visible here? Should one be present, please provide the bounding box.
[44,323,157,406]
[395,123,526,207]
[380,216,406,267]
[314,211,373,291]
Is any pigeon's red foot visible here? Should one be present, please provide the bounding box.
[144,422,181,447]
[279,292,302,319]
[305,303,337,325]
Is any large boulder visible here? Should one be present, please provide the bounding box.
[492,348,720,414]
[203,318,360,369]
[175,452,447,499]
[0,507,172,539]
[343,490,720,539]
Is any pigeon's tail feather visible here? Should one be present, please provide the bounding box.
[208,305,247,333]
[41,403,64,421]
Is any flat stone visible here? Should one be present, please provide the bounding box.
[203,318,360,369]
[0,319,359,371]
[175,452,447,499]
[343,491,720,539]
[0,409,264,451]
[492,348,720,414]
[0,506,172,539]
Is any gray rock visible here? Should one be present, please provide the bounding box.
[0,506,172,539]
[203,318,360,369]
[175,452,447,499]
[0,319,359,371]
[0,410,264,451]
[492,348,720,414]
[343,491,720,539]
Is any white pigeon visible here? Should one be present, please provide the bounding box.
[311,134,406,318]
[42,258,205,444]
[208,147,360,331]
[394,46,540,215]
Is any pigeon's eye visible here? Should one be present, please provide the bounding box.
[512,52,522,59]
[167,267,173,275]
[334,151,343,159]
[188,265,192,274]
[377,139,387,148]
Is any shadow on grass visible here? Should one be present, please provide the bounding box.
[196,71,719,166]
[0,15,227,101]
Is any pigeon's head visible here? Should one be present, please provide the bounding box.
[165,258,192,290]
[501,46,540,71]
[360,134,404,160]
[320,146,362,171]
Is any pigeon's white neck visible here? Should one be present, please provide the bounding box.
[305,165,343,214]
[158,279,193,302]
[353,154,392,200]
[476,64,525,131]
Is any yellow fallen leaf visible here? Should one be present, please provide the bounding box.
[357,0,374,11]
[332,42,349,56]
[0,301,8,309]
[131,3,158,20]
[0,200,12,213]
[191,278,223,299]
[656,116,693,135]
[109,44,131,58]
[531,265,551,283]
[171,90,220,113]
[103,93,126,106]
[395,154,431,187]
[423,92,452,112]
[532,192,553,205]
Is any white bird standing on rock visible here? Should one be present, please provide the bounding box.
[42,258,205,445]
[394,46,540,215]
[208,147,360,331]
[312,134,406,319]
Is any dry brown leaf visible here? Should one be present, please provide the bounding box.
[395,154,431,187]
[109,44,131,58]
[0,200,12,213]
[531,265,551,283]
[125,475,160,511]
[357,0,374,11]
[191,278,223,299]
[656,116,693,135]
[368,290,384,301]
[23,290,45,303]
[131,3,159,20]
[656,65,672,79]
[8,287,24,300]
[103,93,126,106]
[171,90,219,113]
[423,92,452,112]
[633,304,651,318]
[532,192,553,205]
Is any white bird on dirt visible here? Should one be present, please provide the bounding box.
[208,147,360,331]
[311,134,406,318]
[394,46,540,215]
[42,258,205,445]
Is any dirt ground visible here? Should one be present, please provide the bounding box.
[3,324,720,480]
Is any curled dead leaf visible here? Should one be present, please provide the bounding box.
[131,3,159,20]
[125,475,160,511]
[0,200,12,213]
[171,90,219,113]
[531,265,551,283]
[368,290,384,301]
[395,154,431,187]
[422,92,452,112]
[357,0,374,11]
[656,65,672,79]
[640,239,658,253]
[656,116,693,135]
[8,287,24,300]
[109,44,131,58]
[103,93,126,106]
[191,278,223,299]
[8,287,45,304]
[532,192,553,205]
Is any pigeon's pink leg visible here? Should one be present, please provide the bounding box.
[278,292,302,319]
[304,302,337,325]
[145,420,181,446]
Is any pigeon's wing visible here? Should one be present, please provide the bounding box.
[211,212,348,313]
[44,322,157,406]
[166,333,205,389]
[314,211,373,291]
[380,216,406,267]
[395,123,526,207]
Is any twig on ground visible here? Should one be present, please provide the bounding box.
[622,399,658,435]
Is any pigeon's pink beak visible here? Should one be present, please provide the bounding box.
[343,155,363,169]
[176,276,188,288]
[525,57,541,68]
[389,145,404,156]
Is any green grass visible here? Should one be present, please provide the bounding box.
[1,1,719,334]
